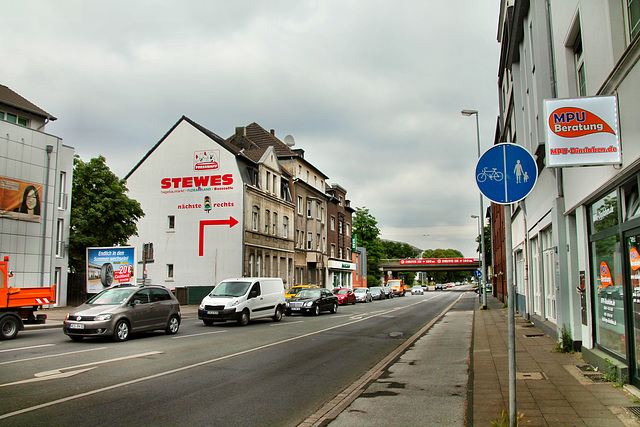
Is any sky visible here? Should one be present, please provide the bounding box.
[3,0,500,258]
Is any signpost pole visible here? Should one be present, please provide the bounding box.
[505,205,516,426]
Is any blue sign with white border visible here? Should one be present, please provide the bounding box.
[475,143,537,204]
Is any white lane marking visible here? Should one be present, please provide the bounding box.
[172,330,227,339]
[1,368,97,386]
[0,344,55,353]
[0,298,445,420]
[0,347,107,365]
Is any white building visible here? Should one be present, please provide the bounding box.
[0,84,74,305]
[497,0,640,385]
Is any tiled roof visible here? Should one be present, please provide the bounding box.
[0,84,56,120]
[244,123,297,156]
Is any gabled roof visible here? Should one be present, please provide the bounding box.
[0,84,57,121]
[125,115,252,179]
[244,122,298,156]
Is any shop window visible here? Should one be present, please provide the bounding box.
[592,234,625,357]
[623,178,640,221]
[628,0,640,40]
[591,191,618,234]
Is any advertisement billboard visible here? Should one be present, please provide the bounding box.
[544,95,621,167]
[86,247,136,293]
[0,177,42,222]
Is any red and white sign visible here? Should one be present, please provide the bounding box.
[194,150,220,171]
[400,258,475,265]
[544,95,621,167]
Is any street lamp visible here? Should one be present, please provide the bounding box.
[462,109,487,309]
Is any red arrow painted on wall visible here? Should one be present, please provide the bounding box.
[199,217,239,256]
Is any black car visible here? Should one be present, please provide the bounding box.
[435,284,445,290]
[285,288,338,316]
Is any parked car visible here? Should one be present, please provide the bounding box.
[435,283,445,290]
[285,288,339,316]
[285,284,319,299]
[353,287,373,303]
[411,286,424,295]
[198,278,286,326]
[64,284,181,342]
[369,286,385,300]
[382,286,394,299]
[333,288,356,305]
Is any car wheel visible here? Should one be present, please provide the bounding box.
[0,316,20,340]
[69,336,84,341]
[272,306,283,322]
[313,305,320,316]
[237,310,250,326]
[203,319,214,326]
[113,320,130,342]
[330,302,338,314]
[165,315,180,335]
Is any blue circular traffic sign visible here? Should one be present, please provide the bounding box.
[475,143,537,204]
[474,269,482,278]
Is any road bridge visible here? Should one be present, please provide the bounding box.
[378,258,480,273]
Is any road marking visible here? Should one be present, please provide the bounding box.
[0,351,163,388]
[0,298,444,420]
[0,344,55,353]
[0,347,107,365]
[172,330,227,339]
[270,321,304,327]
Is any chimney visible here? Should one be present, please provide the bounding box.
[270,129,275,136]
[235,127,246,137]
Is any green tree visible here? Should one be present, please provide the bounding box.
[475,225,492,267]
[352,207,384,286]
[381,240,420,285]
[422,248,468,283]
[69,155,145,273]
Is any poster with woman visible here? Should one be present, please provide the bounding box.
[0,177,42,222]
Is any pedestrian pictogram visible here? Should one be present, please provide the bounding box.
[475,143,537,204]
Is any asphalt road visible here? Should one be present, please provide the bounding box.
[0,289,468,426]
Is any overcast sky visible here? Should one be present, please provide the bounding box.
[3,0,500,258]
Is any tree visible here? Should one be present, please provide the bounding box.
[68,155,145,273]
[422,248,468,283]
[475,225,492,267]
[352,207,384,285]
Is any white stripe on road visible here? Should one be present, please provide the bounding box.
[0,296,445,420]
[270,320,304,326]
[172,330,227,339]
[0,344,55,353]
[0,347,107,365]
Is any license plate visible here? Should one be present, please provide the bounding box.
[206,310,218,315]
[292,307,301,311]
[69,323,85,329]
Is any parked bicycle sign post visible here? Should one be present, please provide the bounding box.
[475,142,537,426]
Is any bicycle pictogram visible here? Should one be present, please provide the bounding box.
[476,167,504,183]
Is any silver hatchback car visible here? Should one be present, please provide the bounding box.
[64,284,181,342]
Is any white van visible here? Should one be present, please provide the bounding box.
[198,278,286,326]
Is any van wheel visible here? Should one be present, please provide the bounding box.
[237,310,250,326]
[203,319,214,326]
[272,307,283,322]
[330,302,338,314]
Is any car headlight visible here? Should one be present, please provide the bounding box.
[229,300,240,307]
[303,301,314,307]
[199,302,205,310]
[94,314,113,321]
[286,302,290,307]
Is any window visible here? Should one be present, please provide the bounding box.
[339,248,343,259]
[143,243,154,261]
[273,175,277,195]
[266,171,271,192]
[574,30,586,96]
[317,233,320,250]
[168,215,175,230]
[331,216,335,231]
[56,219,64,257]
[58,172,67,209]
[167,264,174,280]
[256,256,262,276]
[629,0,640,39]
[307,200,312,217]
[297,196,303,215]
[339,220,343,235]
[307,232,312,250]
[331,244,336,258]
[339,196,343,206]
[249,254,255,276]
[316,203,321,220]
[265,210,270,233]
[273,212,278,235]
[346,224,350,236]
[283,217,289,238]
[4,112,29,127]
[252,206,260,231]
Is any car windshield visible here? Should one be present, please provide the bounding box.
[354,288,366,293]
[370,288,382,293]
[87,288,136,305]
[210,281,251,297]
[333,289,348,295]
[289,287,305,295]
[298,289,321,298]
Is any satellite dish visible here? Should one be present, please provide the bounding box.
[284,135,295,146]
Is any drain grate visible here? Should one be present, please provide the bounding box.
[524,333,544,338]
[576,364,605,382]
[516,371,546,380]
[625,407,640,420]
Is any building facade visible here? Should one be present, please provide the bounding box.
[0,84,74,305]
[496,0,640,385]
[326,184,355,288]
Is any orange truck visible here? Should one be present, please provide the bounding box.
[387,279,406,297]
[0,256,56,339]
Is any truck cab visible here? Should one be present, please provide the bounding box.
[387,279,405,297]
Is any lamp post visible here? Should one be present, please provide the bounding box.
[462,109,487,309]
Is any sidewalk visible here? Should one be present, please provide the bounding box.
[472,296,640,426]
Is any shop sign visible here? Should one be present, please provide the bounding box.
[599,261,613,288]
[544,95,621,167]
[400,258,475,265]
[631,248,640,271]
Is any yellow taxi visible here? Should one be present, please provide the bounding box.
[285,284,319,299]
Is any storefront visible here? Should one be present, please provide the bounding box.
[588,173,640,386]
[327,260,355,289]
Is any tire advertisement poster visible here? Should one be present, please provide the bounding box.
[86,247,136,293]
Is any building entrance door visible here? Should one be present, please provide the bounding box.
[625,230,640,386]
